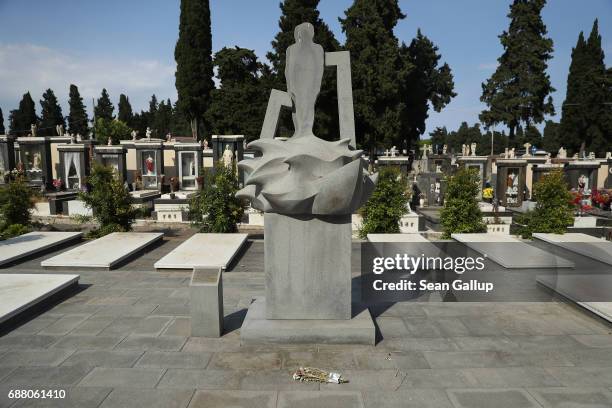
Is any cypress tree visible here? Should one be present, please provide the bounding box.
[541,120,560,153]
[154,99,174,137]
[206,47,267,142]
[401,29,456,151]
[480,0,555,147]
[340,0,412,152]
[175,0,214,140]
[39,89,65,136]
[68,85,89,137]
[117,94,133,126]
[267,0,340,140]
[0,108,5,134]
[9,92,38,136]
[94,89,114,121]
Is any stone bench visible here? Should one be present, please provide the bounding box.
[190,268,223,337]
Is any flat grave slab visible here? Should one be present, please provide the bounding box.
[41,232,163,269]
[537,274,612,323]
[154,233,248,270]
[533,233,612,266]
[0,231,82,266]
[0,273,79,323]
[452,233,573,269]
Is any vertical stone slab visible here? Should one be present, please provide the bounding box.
[190,268,223,337]
[265,213,351,320]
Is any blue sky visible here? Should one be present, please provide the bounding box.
[0,0,610,137]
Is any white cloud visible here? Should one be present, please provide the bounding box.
[0,43,177,116]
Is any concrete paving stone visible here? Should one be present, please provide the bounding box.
[98,316,143,336]
[134,295,189,306]
[423,351,516,369]
[506,335,586,352]
[369,303,426,318]
[362,389,454,408]
[51,335,125,350]
[48,303,100,315]
[86,296,140,306]
[499,349,575,368]
[153,304,190,317]
[3,364,93,386]
[114,335,187,351]
[377,337,459,352]
[124,288,176,298]
[157,368,242,390]
[61,350,143,368]
[283,351,358,371]
[565,348,612,367]
[78,367,164,388]
[432,318,472,337]
[239,369,319,391]
[464,367,562,388]
[403,318,445,337]
[421,303,506,317]
[135,351,211,369]
[527,387,612,408]
[385,352,431,370]
[69,315,115,335]
[354,351,430,370]
[162,317,191,336]
[10,387,112,408]
[544,367,612,387]
[447,388,542,408]
[100,388,194,408]
[207,352,282,370]
[93,304,157,317]
[396,369,480,390]
[458,316,507,336]
[277,391,364,408]
[0,334,59,350]
[0,348,74,367]
[571,334,612,348]
[450,336,519,351]
[180,336,242,353]
[9,315,60,335]
[375,317,410,338]
[0,366,16,381]
[188,390,275,408]
[131,316,173,336]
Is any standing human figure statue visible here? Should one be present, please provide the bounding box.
[285,22,324,138]
[131,130,138,141]
[222,145,234,169]
[442,144,448,155]
[31,124,37,137]
[558,147,567,159]
[470,143,477,156]
[146,127,152,141]
[203,139,209,149]
[509,148,515,159]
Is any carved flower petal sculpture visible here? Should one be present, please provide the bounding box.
[237,135,377,215]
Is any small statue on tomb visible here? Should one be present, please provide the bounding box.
[442,144,448,155]
[470,143,477,156]
[145,155,155,175]
[146,127,152,141]
[107,137,112,146]
[31,124,37,137]
[203,139,209,149]
[390,146,398,157]
[131,130,138,141]
[558,147,567,159]
[222,145,234,169]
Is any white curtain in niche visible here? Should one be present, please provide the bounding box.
[64,152,81,187]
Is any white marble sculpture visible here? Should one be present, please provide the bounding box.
[31,124,37,137]
[504,147,509,159]
[509,148,516,159]
[558,147,567,159]
[545,153,551,164]
[222,145,234,169]
[203,139,209,149]
[56,124,64,136]
[131,130,138,141]
[107,137,112,146]
[442,144,448,155]
[588,152,595,160]
[146,127,152,141]
[470,143,477,156]
[523,143,531,157]
[390,146,398,157]
[236,22,376,215]
[606,152,612,159]
[76,133,82,142]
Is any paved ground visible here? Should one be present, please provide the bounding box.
[1,230,612,408]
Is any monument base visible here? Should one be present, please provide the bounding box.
[240,298,375,345]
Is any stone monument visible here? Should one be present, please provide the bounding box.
[238,23,376,344]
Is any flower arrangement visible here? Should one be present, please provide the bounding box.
[52,178,64,191]
[591,189,611,211]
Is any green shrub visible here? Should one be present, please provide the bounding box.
[189,164,245,233]
[440,167,486,239]
[94,118,132,145]
[78,163,136,237]
[0,176,34,228]
[359,166,410,238]
[0,224,31,240]
[515,170,573,238]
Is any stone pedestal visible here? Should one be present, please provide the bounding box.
[265,213,351,320]
[190,268,223,337]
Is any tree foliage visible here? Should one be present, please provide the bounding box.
[175,0,214,140]
[78,163,136,237]
[94,118,131,145]
[0,107,5,134]
[340,0,412,151]
[541,120,560,153]
[94,89,115,121]
[515,170,573,238]
[401,29,456,149]
[431,122,508,155]
[267,0,340,140]
[68,84,89,137]
[118,94,134,126]
[39,89,65,136]
[189,165,245,233]
[0,176,34,230]
[480,0,555,146]
[440,167,486,239]
[559,20,610,156]
[206,47,267,142]
[9,92,38,136]
[358,166,409,238]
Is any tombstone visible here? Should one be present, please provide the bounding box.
[457,156,490,199]
[134,140,164,190]
[57,143,90,190]
[564,161,599,202]
[495,159,527,208]
[174,143,202,191]
[16,136,52,190]
[94,144,127,183]
[238,22,376,344]
[0,135,16,183]
[212,135,244,181]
